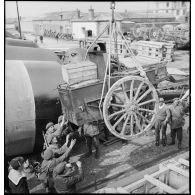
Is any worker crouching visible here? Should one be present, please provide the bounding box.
[53,161,83,193]
[39,138,76,192]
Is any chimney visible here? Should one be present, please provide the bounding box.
[59,14,63,20]
[88,5,94,20]
[76,9,80,18]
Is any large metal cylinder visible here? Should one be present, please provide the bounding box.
[5,60,36,155]
[5,44,64,156]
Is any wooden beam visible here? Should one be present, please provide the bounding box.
[178,158,189,167]
[124,168,169,192]
[177,183,189,193]
[167,164,189,178]
[144,175,177,194]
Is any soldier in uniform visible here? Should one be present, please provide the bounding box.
[44,114,67,148]
[78,121,100,159]
[39,139,76,192]
[168,98,189,149]
[155,98,171,146]
[53,161,83,193]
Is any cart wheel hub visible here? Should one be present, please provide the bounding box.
[126,101,138,112]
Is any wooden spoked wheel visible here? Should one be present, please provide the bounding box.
[149,27,164,41]
[133,24,147,38]
[103,76,159,140]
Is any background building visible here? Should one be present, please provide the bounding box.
[71,6,123,39]
[152,1,190,22]
[32,11,79,36]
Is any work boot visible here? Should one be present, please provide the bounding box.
[178,142,182,150]
[155,141,159,146]
[95,149,100,159]
[162,139,166,147]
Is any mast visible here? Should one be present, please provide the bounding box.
[16,1,22,39]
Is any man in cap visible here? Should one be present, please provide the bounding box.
[53,161,83,193]
[55,115,80,147]
[8,156,29,193]
[155,97,171,146]
[78,121,100,159]
[45,114,67,148]
[39,138,76,192]
[168,97,189,149]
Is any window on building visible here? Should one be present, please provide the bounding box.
[166,2,169,7]
[183,9,186,15]
[182,2,185,7]
[166,10,169,13]
[87,30,92,37]
[177,10,180,15]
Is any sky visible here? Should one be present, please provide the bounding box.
[5,1,155,18]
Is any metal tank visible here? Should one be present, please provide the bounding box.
[5,42,64,156]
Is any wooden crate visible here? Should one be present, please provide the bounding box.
[62,61,97,85]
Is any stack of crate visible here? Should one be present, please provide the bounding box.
[133,41,175,62]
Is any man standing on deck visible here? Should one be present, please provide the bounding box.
[168,97,189,149]
[78,121,100,159]
[155,98,171,146]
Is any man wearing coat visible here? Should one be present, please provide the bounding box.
[155,98,171,146]
[168,98,189,149]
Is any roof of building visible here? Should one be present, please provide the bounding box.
[33,11,81,21]
[32,9,175,22]
[120,11,175,19]
[72,12,123,22]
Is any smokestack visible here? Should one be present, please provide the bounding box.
[76,9,80,18]
[88,5,94,20]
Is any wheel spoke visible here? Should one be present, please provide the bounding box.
[135,111,150,124]
[133,113,143,132]
[129,80,134,101]
[137,88,152,103]
[110,103,125,108]
[138,108,155,114]
[108,109,126,120]
[130,114,134,135]
[138,99,156,106]
[121,83,129,101]
[120,114,130,135]
[113,113,127,129]
[134,81,145,100]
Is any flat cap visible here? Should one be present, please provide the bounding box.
[10,156,24,170]
[46,122,54,130]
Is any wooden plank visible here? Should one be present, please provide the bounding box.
[124,168,169,192]
[178,158,189,167]
[144,175,178,194]
[177,183,189,193]
[167,164,189,178]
